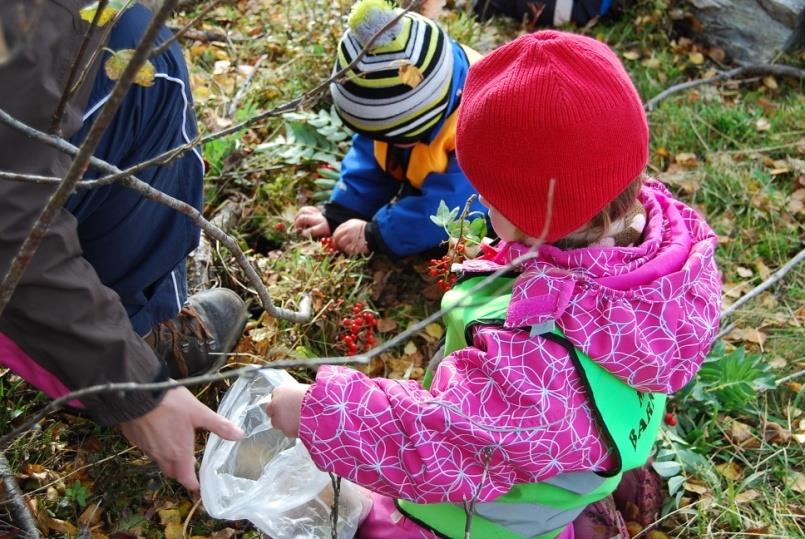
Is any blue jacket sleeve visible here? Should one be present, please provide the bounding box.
[328,135,400,220]
[372,155,486,257]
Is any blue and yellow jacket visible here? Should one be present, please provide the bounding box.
[323,41,486,257]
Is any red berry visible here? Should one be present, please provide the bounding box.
[664,413,677,426]
[274,222,286,231]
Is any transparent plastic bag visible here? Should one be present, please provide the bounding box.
[200,370,371,538]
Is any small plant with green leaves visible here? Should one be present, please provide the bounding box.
[256,106,352,167]
[428,199,488,290]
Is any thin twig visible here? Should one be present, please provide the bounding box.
[0,453,42,539]
[149,0,227,59]
[463,447,493,539]
[0,107,311,323]
[227,54,267,119]
[329,473,341,539]
[645,64,805,111]
[0,0,180,318]
[776,369,805,386]
[85,0,422,186]
[721,248,805,320]
[50,0,109,134]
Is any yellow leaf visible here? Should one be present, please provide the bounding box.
[78,502,103,526]
[674,152,699,168]
[425,323,444,340]
[80,5,118,26]
[104,49,155,87]
[165,521,184,539]
[48,518,78,536]
[398,62,423,88]
[158,508,182,525]
[716,461,742,481]
[688,51,705,65]
[786,471,805,493]
[403,341,417,355]
[762,75,778,89]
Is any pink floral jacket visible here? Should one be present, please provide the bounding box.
[299,180,722,504]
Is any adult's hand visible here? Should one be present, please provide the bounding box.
[294,206,331,238]
[333,219,370,255]
[119,386,243,491]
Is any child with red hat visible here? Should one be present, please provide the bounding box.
[268,30,722,538]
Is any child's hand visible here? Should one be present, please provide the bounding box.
[294,206,330,238]
[333,219,369,255]
[266,384,310,438]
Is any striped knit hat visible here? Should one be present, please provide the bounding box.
[330,0,454,143]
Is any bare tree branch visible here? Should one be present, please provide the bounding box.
[329,473,341,539]
[189,195,246,290]
[645,64,805,112]
[0,453,42,539]
[86,0,422,185]
[720,247,805,320]
[0,0,180,318]
[50,0,109,134]
[149,0,227,59]
[0,108,311,322]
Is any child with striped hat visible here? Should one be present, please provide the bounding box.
[294,0,485,257]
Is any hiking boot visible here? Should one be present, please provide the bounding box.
[144,288,248,379]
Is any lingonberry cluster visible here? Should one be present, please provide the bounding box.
[336,302,378,356]
[320,236,338,253]
[428,240,466,291]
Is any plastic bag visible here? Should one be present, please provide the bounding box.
[200,369,371,538]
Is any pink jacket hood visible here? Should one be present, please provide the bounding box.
[461,180,723,393]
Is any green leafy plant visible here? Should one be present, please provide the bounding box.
[64,480,90,509]
[312,163,340,203]
[203,101,258,177]
[429,200,487,248]
[257,106,351,166]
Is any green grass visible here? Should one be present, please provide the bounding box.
[1,1,803,537]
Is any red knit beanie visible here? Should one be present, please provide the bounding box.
[456,30,648,243]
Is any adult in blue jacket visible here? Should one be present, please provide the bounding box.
[294,0,485,257]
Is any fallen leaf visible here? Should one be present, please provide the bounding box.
[376,318,397,333]
[728,419,757,446]
[164,522,183,539]
[786,471,805,493]
[769,357,787,369]
[735,489,760,504]
[398,62,423,88]
[647,531,671,539]
[211,529,239,539]
[48,518,78,536]
[755,118,771,132]
[762,76,778,90]
[403,341,417,356]
[684,480,710,495]
[764,421,791,444]
[424,323,444,340]
[688,51,705,64]
[79,502,103,526]
[158,508,181,525]
[727,327,768,346]
[736,266,753,278]
[105,50,155,87]
[674,152,699,168]
[622,50,640,60]
[707,47,726,63]
[716,461,742,481]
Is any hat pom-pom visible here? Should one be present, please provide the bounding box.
[348,0,403,50]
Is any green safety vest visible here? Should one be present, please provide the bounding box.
[398,276,667,539]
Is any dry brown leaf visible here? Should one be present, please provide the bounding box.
[622,50,640,60]
[736,266,754,278]
[716,461,742,481]
[376,317,397,333]
[79,502,104,526]
[684,480,709,495]
[755,118,771,132]
[403,341,417,356]
[755,258,772,280]
[398,62,423,88]
[675,152,699,168]
[769,357,787,369]
[727,327,768,346]
[764,421,791,444]
[728,419,757,446]
[762,75,778,89]
[735,489,760,504]
[707,47,726,62]
[48,518,78,536]
[786,471,805,493]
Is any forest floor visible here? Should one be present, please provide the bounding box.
[0,0,803,537]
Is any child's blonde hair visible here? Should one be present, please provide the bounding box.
[552,175,644,249]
